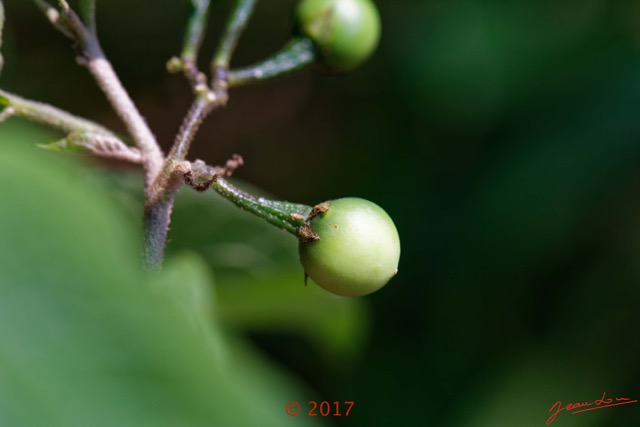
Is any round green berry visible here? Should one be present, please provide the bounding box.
[299,198,400,297]
[296,0,381,72]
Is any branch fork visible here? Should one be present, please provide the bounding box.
[1,0,317,270]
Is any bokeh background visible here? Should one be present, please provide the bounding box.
[2,0,640,426]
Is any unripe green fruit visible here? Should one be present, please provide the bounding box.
[299,198,400,297]
[296,0,381,72]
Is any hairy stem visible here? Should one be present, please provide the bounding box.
[40,132,143,163]
[182,0,210,65]
[87,56,163,183]
[21,1,316,269]
[32,2,171,268]
[0,90,145,163]
[46,2,164,185]
[187,160,311,235]
[142,0,262,269]
[170,0,211,88]
[211,0,257,75]
[143,94,219,270]
[0,88,118,136]
[212,178,311,235]
[142,167,185,270]
[228,37,316,87]
[168,96,215,162]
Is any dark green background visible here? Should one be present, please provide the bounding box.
[2,1,640,426]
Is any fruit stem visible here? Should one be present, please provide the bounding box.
[214,179,311,234]
[227,37,316,87]
[187,161,312,236]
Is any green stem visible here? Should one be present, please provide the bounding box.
[143,191,178,270]
[167,95,213,163]
[212,0,257,73]
[228,37,316,87]
[188,160,312,235]
[182,0,210,65]
[143,94,218,271]
[211,177,312,235]
[0,88,119,137]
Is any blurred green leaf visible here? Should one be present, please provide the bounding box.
[450,348,611,427]
[0,128,322,426]
[155,252,218,328]
[217,271,370,366]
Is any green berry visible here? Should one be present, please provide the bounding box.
[296,0,381,72]
[299,198,400,297]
